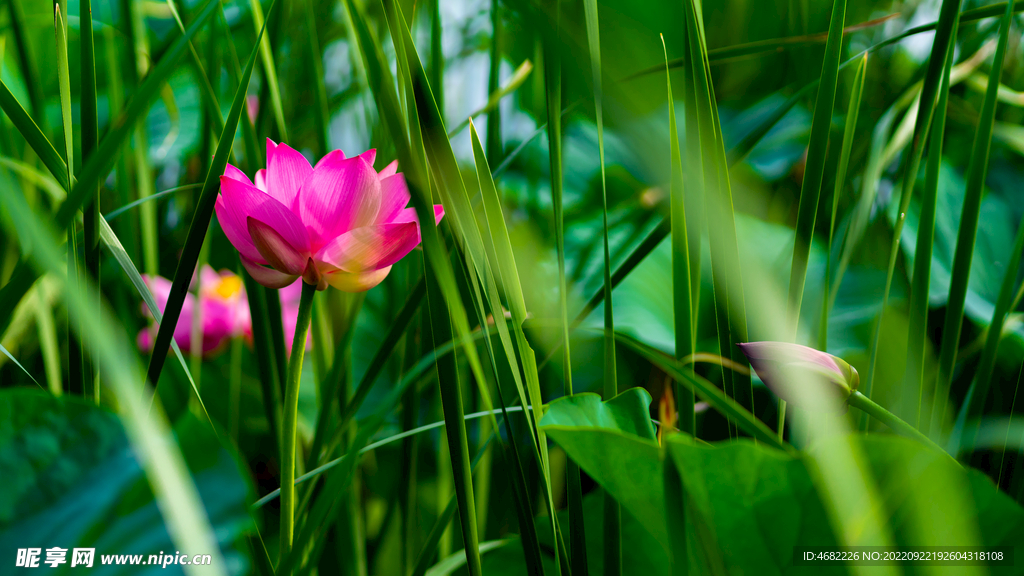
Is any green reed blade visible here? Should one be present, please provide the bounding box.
[955,2,1024,450]
[98,218,213,431]
[145,2,273,390]
[858,0,963,420]
[819,53,867,352]
[81,0,100,401]
[933,0,1013,436]
[0,0,220,337]
[447,60,533,138]
[663,33,694,440]
[787,0,846,333]
[906,40,954,433]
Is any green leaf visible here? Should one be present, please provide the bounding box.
[540,389,658,442]
[539,394,668,552]
[0,390,255,572]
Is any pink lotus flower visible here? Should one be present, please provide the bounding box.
[216,139,444,292]
[737,342,859,410]
[138,266,251,356]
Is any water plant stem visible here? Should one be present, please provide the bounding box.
[847,392,949,458]
[280,280,316,560]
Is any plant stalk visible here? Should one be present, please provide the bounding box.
[847,392,951,459]
[280,280,316,560]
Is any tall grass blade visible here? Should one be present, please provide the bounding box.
[819,53,867,351]
[81,0,101,401]
[470,122,548,575]
[787,0,846,333]
[98,218,213,430]
[933,0,1012,437]
[580,4,618,576]
[907,40,954,432]
[55,5,84,397]
[145,4,273,390]
[683,0,751,426]
[663,34,694,438]
[7,0,41,119]
[0,0,221,336]
[958,211,1024,456]
[486,0,503,163]
[0,342,44,390]
[862,0,963,419]
[304,0,330,156]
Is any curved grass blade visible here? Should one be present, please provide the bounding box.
[447,60,533,138]
[932,0,1013,435]
[98,218,215,432]
[162,0,224,133]
[103,184,204,221]
[0,342,45,390]
[787,0,846,333]
[819,53,867,351]
[862,0,964,422]
[906,41,954,432]
[145,2,273,391]
[0,0,220,336]
[0,82,65,192]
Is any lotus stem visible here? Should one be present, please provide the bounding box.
[280,280,316,559]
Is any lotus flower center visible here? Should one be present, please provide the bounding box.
[210,275,243,299]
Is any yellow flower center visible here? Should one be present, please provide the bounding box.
[211,275,243,299]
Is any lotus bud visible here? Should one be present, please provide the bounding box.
[737,342,859,411]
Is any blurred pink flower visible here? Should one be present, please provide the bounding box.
[279,279,312,353]
[215,139,444,292]
[737,341,859,410]
[138,266,251,357]
[246,95,259,125]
